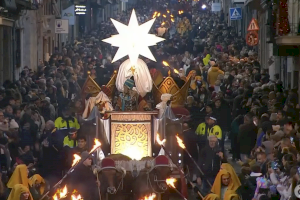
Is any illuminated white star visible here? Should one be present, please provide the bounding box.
[102,9,165,64]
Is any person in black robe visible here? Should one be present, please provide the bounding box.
[69,151,99,200]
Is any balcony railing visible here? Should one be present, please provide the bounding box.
[275,0,300,45]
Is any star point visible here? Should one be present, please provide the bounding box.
[102,9,165,64]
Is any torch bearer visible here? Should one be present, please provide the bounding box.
[40,139,102,200]
[175,135,212,187]
[166,178,187,200]
[156,134,204,199]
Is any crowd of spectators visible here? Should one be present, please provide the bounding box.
[0,0,300,200]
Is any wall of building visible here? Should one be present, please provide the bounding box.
[16,10,43,74]
[0,17,14,83]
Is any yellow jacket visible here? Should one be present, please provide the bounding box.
[195,122,222,140]
[54,117,80,130]
[207,67,224,86]
[63,136,77,148]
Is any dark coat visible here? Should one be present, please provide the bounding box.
[238,123,258,154]
[198,144,225,179]
[69,163,99,200]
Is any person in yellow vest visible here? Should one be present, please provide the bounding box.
[63,128,78,148]
[196,114,222,140]
[54,107,80,130]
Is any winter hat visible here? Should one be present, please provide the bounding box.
[45,97,51,103]
[9,119,19,129]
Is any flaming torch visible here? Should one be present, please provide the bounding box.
[71,194,82,200]
[162,61,179,75]
[89,138,101,153]
[40,138,102,200]
[72,154,81,167]
[142,193,156,200]
[175,135,212,187]
[52,185,67,200]
[166,178,187,200]
[156,134,186,176]
[156,133,205,199]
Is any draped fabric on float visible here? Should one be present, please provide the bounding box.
[116,59,153,97]
[82,91,114,119]
[153,105,188,198]
[83,106,109,157]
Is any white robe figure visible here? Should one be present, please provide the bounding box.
[116,59,152,97]
[82,91,114,119]
[156,93,172,118]
[156,93,172,156]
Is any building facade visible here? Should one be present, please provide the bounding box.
[0,0,38,83]
[0,0,128,83]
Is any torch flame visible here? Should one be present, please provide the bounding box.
[162,61,169,67]
[171,18,175,22]
[157,13,161,17]
[72,154,81,167]
[167,10,170,13]
[170,14,174,17]
[59,185,68,199]
[163,14,167,18]
[71,194,82,200]
[143,193,156,200]
[174,69,179,74]
[89,138,101,153]
[156,134,166,145]
[152,12,157,18]
[166,178,177,188]
[176,135,186,149]
[53,194,58,200]
[161,22,165,26]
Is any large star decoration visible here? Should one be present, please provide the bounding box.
[102,9,165,64]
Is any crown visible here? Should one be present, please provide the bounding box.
[81,70,117,101]
[152,70,192,107]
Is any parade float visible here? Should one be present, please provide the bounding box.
[77,9,198,200]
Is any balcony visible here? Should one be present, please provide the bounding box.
[16,0,39,10]
[275,23,300,45]
[275,0,300,45]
